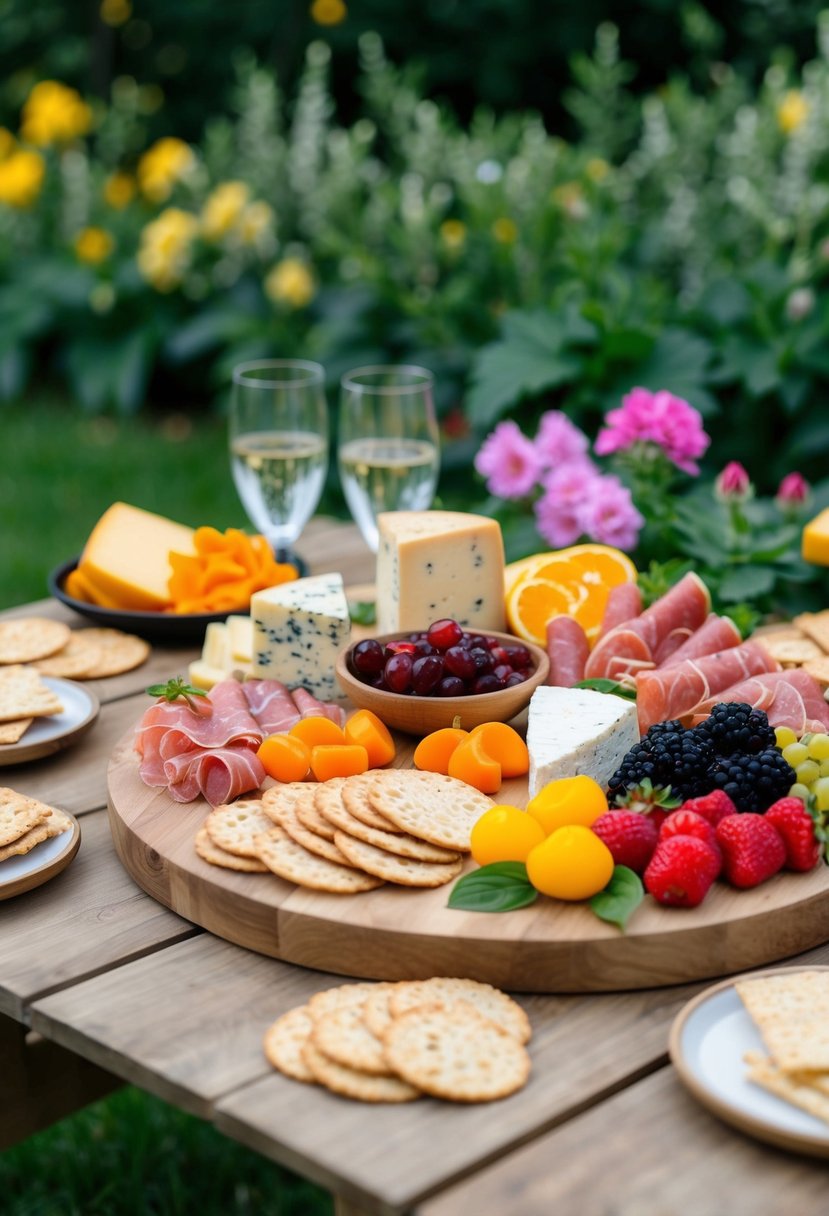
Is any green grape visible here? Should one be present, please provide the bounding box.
[813,776,829,812]
[783,742,810,767]
[820,759,829,778]
[807,732,829,761]
[796,760,821,786]
[789,782,812,802]
[775,726,799,750]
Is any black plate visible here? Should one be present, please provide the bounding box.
[48,557,232,644]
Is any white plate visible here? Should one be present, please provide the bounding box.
[0,677,99,766]
[0,810,81,900]
[669,966,829,1157]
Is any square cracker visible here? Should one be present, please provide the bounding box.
[736,971,829,1071]
[0,788,50,846]
[745,1052,829,1125]
[0,718,33,745]
[803,657,829,689]
[0,666,63,722]
[757,636,824,666]
[794,611,829,654]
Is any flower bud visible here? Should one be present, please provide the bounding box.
[775,471,810,512]
[715,461,753,503]
[786,287,815,322]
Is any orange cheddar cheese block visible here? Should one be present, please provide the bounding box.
[803,507,829,566]
[78,502,196,611]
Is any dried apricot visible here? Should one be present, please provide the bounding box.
[447,733,501,794]
[525,826,614,900]
[469,722,529,778]
[290,716,346,747]
[257,734,310,783]
[344,709,396,767]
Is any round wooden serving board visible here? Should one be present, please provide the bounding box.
[107,727,829,993]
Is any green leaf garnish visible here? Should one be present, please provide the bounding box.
[447,862,539,913]
[147,677,211,713]
[574,678,637,701]
[349,600,377,626]
[590,865,644,931]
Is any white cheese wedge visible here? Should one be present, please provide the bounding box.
[226,614,253,663]
[376,510,506,633]
[202,622,229,670]
[250,573,350,700]
[526,686,639,797]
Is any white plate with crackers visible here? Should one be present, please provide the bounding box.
[669,966,829,1158]
[0,790,81,900]
[0,676,99,766]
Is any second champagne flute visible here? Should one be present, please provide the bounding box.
[337,365,440,551]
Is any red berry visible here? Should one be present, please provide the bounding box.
[644,836,721,908]
[426,618,463,650]
[714,813,786,889]
[679,790,737,828]
[764,797,822,872]
[592,811,659,875]
[660,810,722,874]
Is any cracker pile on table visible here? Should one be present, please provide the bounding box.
[738,970,829,1123]
[0,787,73,861]
[195,771,493,890]
[263,977,532,1103]
[755,611,829,685]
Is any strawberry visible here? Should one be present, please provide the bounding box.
[660,810,722,874]
[764,797,822,872]
[592,811,659,874]
[644,836,721,908]
[714,813,786,889]
[678,790,737,828]
[612,778,681,831]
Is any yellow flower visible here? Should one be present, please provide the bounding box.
[491,216,518,245]
[552,181,588,219]
[103,171,136,209]
[264,258,315,308]
[310,0,347,25]
[137,207,199,292]
[21,81,92,147]
[201,180,250,241]
[585,157,610,183]
[74,227,114,264]
[238,200,276,246]
[778,90,809,135]
[0,149,45,208]
[137,137,195,203]
[100,0,131,27]
[440,219,466,250]
[0,128,15,161]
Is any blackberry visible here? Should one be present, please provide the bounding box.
[692,702,777,757]
[607,723,714,803]
[709,747,796,813]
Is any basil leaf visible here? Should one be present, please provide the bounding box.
[589,865,644,931]
[574,678,637,701]
[349,600,377,626]
[447,862,539,913]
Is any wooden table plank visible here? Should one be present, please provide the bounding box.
[418,1065,829,1216]
[0,810,197,1021]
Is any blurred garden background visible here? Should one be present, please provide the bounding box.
[5,0,829,1209]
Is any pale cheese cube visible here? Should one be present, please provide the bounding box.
[188,659,227,691]
[226,615,253,663]
[526,686,639,797]
[202,622,229,669]
[250,573,350,700]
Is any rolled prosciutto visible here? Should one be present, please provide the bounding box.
[635,642,778,735]
[243,679,302,734]
[585,573,710,680]
[598,583,643,639]
[162,744,266,805]
[694,669,829,735]
[546,616,590,687]
[659,614,742,668]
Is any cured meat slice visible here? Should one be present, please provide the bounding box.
[659,614,742,668]
[546,616,590,687]
[162,743,266,805]
[590,629,653,684]
[291,687,347,728]
[243,679,301,734]
[695,669,829,734]
[585,573,710,680]
[635,643,778,735]
[598,583,643,639]
[135,679,261,755]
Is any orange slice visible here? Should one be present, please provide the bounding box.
[504,544,638,645]
[506,579,586,644]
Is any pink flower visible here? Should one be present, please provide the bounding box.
[534,410,590,469]
[474,420,542,499]
[577,475,644,552]
[715,461,753,502]
[533,463,602,548]
[595,387,710,475]
[775,471,810,509]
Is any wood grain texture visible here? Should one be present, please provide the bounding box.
[418,1066,829,1216]
[0,810,197,1021]
[108,723,829,992]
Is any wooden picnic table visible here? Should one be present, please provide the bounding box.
[2,514,829,1216]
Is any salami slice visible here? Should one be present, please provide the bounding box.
[635,642,778,734]
[546,616,590,687]
[585,573,710,680]
[659,614,742,668]
[598,583,643,639]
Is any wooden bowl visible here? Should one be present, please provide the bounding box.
[335,630,549,736]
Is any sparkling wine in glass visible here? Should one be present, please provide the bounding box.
[338,365,440,551]
[230,360,328,567]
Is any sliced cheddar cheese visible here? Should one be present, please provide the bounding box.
[79,502,196,611]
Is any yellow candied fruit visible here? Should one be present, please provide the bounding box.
[470,805,546,867]
[526,774,608,835]
[525,825,614,901]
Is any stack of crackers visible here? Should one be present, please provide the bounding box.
[264,976,532,1103]
[0,787,73,862]
[196,771,492,892]
[0,617,149,746]
[754,612,829,687]
[738,970,829,1123]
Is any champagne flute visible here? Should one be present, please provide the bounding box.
[337,365,440,551]
[229,359,328,568]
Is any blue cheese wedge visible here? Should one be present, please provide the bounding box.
[250,573,350,700]
[526,686,639,796]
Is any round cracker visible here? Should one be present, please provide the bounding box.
[256,825,384,893]
[363,985,396,1041]
[307,983,386,1021]
[195,826,268,872]
[70,628,150,677]
[33,632,102,678]
[299,787,339,842]
[389,977,531,1044]
[263,1006,316,1083]
[273,792,356,868]
[312,1004,390,1076]
[0,618,70,664]
[301,1039,419,1103]
[205,800,271,858]
[338,772,400,832]
[328,786,460,863]
[369,771,492,851]
[261,781,313,825]
[334,832,462,888]
[383,1003,530,1103]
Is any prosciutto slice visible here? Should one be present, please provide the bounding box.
[291,687,347,727]
[635,642,778,735]
[162,744,266,805]
[694,669,829,734]
[546,616,589,687]
[243,679,301,734]
[585,573,710,680]
[135,679,261,756]
[598,583,643,639]
[659,614,742,668]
